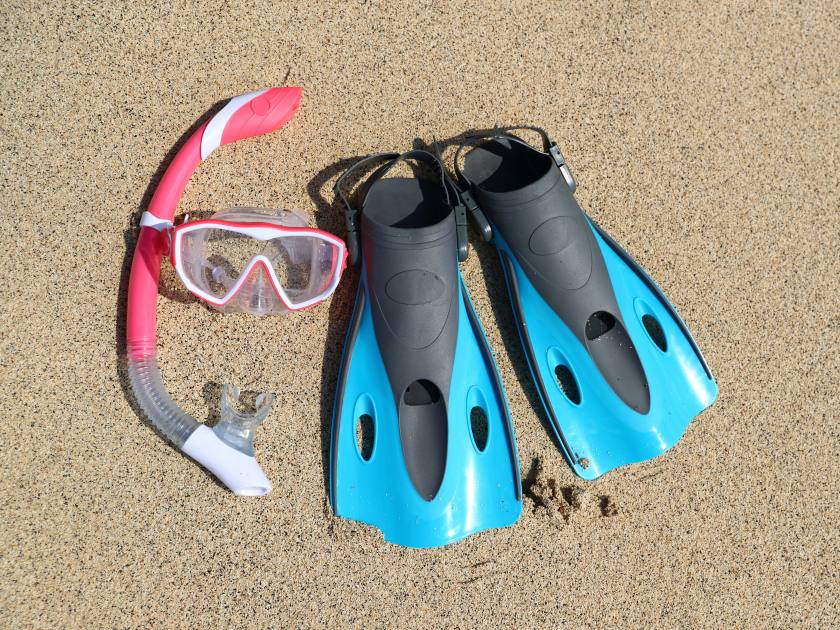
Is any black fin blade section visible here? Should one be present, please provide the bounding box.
[399,379,447,501]
[584,311,650,414]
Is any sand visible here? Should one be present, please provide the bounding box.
[1,1,838,627]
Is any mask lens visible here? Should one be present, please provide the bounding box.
[265,235,341,306]
[179,227,267,299]
[204,229,261,296]
[174,217,344,312]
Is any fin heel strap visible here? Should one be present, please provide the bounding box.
[452,125,577,242]
[334,152,400,265]
[335,150,463,265]
[453,125,573,188]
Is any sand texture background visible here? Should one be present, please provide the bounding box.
[1,0,838,627]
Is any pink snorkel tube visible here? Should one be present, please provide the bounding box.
[126,87,302,495]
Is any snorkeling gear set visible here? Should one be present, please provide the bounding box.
[126,89,717,545]
[127,87,346,496]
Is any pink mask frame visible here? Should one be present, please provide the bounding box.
[170,216,347,312]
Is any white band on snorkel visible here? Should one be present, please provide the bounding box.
[139,212,174,232]
[201,89,270,160]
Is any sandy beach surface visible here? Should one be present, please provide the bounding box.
[1,1,837,627]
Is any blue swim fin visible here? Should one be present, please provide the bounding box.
[455,127,718,480]
[330,151,521,547]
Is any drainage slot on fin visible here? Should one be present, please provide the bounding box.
[399,379,447,501]
[355,414,374,461]
[642,314,667,352]
[554,365,581,405]
[404,379,441,406]
[469,407,489,452]
[585,311,616,340]
[583,312,651,414]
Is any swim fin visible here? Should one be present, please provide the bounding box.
[454,127,718,480]
[330,150,521,548]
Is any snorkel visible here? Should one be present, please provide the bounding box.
[126,87,302,495]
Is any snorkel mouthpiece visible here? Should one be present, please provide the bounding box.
[215,385,274,457]
[127,350,275,496]
[181,385,275,496]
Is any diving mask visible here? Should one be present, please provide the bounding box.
[171,207,347,315]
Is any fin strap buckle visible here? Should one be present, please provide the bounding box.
[460,189,493,243]
[343,205,361,267]
[453,201,469,262]
[549,143,577,193]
